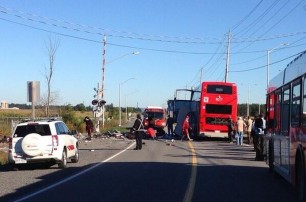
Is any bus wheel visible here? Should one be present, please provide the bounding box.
[296,155,306,201]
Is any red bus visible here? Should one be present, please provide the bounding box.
[198,82,237,138]
[266,50,306,201]
[167,81,237,138]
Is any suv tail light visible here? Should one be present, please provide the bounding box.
[52,135,59,146]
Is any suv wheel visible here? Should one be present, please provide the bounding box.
[71,146,79,163]
[58,149,67,169]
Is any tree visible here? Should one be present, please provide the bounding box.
[74,103,86,111]
[40,91,60,116]
[44,37,60,117]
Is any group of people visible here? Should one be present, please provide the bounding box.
[166,114,192,141]
[227,114,266,160]
[84,113,265,160]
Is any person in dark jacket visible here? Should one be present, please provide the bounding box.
[84,116,94,141]
[132,114,144,150]
[253,114,265,161]
[166,115,174,136]
[227,117,235,143]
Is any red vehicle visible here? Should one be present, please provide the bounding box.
[198,82,237,138]
[143,106,166,134]
[167,81,237,138]
[265,50,306,201]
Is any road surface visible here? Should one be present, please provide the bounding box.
[0,136,300,202]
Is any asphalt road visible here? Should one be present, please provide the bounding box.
[0,136,300,202]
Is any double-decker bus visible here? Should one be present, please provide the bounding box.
[266,50,306,201]
[167,81,237,138]
[198,82,237,138]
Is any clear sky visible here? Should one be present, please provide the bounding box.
[0,0,305,109]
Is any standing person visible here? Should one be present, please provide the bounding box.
[84,116,94,141]
[227,116,235,143]
[132,114,144,150]
[253,114,264,160]
[261,114,267,134]
[181,115,192,141]
[246,116,253,145]
[166,115,174,136]
[236,117,246,145]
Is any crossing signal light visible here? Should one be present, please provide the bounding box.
[99,100,106,106]
[92,99,98,105]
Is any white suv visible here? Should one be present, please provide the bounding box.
[8,119,79,170]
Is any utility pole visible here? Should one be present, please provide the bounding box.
[101,35,106,128]
[225,30,231,82]
[200,66,203,84]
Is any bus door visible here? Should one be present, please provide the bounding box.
[280,85,291,173]
[290,80,302,169]
[274,90,282,167]
[302,78,306,143]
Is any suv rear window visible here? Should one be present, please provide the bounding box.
[14,124,52,137]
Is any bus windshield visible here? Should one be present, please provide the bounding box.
[145,112,164,119]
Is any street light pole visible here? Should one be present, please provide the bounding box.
[125,91,138,123]
[107,51,140,64]
[267,49,270,91]
[266,43,288,92]
[99,48,139,128]
[119,78,135,126]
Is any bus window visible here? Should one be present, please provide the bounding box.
[206,104,232,114]
[275,90,281,134]
[291,81,301,127]
[267,93,275,130]
[282,86,290,136]
[302,79,306,127]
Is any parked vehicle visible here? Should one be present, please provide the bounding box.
[8,119,79,170]
[143,106,166,134]
[265,50,306,201]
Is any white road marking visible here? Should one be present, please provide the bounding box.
[14,142,136,202]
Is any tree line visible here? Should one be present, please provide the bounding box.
[237,103,266,117]
[8,103,142,114]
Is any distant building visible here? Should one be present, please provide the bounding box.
[1,101,9,109]
[0,101,19,110]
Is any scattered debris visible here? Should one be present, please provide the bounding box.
[166,139,175,146]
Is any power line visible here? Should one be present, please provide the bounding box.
[229,52,301,73]
[233,0,303,52]
[231,38,306,66]
[0,5,224,45]
[231,0,264,31]
[0,5,305,45]
[0,17,102,43]
[5,15,301,56]
[234,0,282,37]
